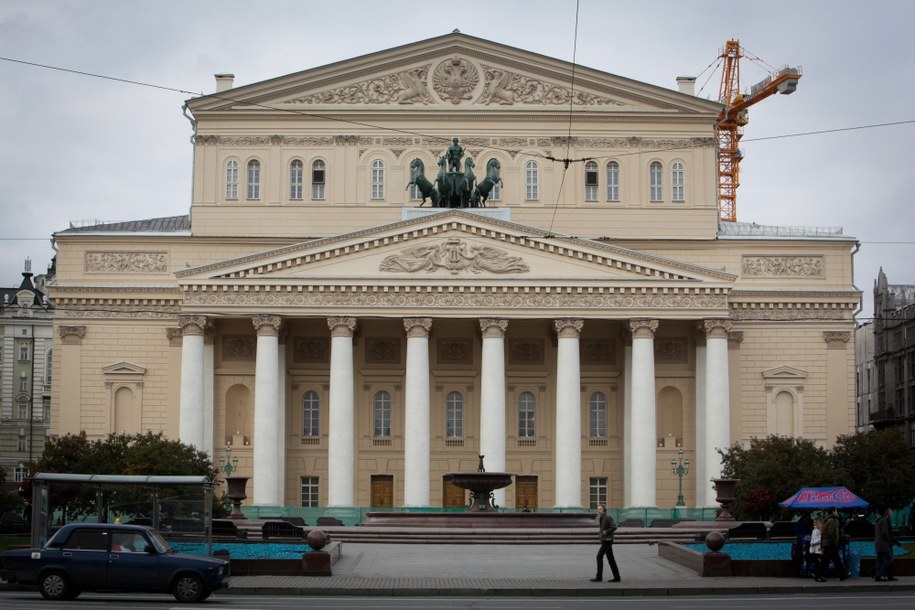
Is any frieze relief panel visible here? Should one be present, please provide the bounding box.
[86,252,168,273]
[365,338,401,364]
[655,337,688,363]
[508,339,544,365]
[222,335,256,361]
[437,339,473,365]
[293,337,329,363]
[582,340,616,364]
[742,256,824,278]
[379,238,529,274]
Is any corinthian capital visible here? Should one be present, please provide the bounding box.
[404,318,432,338]
[327,316,357,337]
[703,319,732,339]
[554,319,584,338]
[479,318,508,338]
[178,315,207,336]
[252,315,283,336]
[629,319,659,339]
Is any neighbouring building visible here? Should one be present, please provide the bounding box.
[1,259,54,493]
[48,33,860,512]
[870,269,915,447]
[855,320,876,433]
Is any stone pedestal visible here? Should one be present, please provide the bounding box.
[301,551,332,576]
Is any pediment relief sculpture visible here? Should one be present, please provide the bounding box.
[379,237,529,274]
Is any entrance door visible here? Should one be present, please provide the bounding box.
[515,476,538,510]
[442,478,466,509]
[370,475,394,508]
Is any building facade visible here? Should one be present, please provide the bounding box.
[48,33,860,511]
[1,259,54,492]
[870,269,915,446]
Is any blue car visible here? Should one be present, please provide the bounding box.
[0,523,229,602]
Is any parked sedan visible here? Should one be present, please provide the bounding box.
[0,522,229,602]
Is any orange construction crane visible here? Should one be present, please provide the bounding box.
[717,40,801,222]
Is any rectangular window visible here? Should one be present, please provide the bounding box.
[301,476,319,507]
[408,184,421,200]
[247,161,261,200]
[18,402,28,420]
[585,164,598,201]
[14,466,29,482]
[312,162,325,200]
[650,162,663,202]
[589,477,608,509]
[490,184,501,201]
[18,435,27,451]
[19,376,28,392]
[19,345,30,361]
[290,162,303,200]
[606,162,620,201]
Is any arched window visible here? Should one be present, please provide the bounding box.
[373,390,392,437]
[649,161,663,202]
[671,162,685,202]
[606,161,620,201]
[584,161,598,201]
[290,160,303,200]
[302,390,320,437]
[246,159,261,200]
[490,183,501,201]
[589,392,607,438]
[518,392,536,438]
[225,160,239,199]
[525,160,539,200]
[446,391,463,438]
[312,160,326,200]
[371,160,385,200]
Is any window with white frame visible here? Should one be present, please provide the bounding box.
[19,374,27,392]
[589,392,607,438]
[649,161,663,202]
[45,349,53,385]
[589,477,608,509]
[312,160,326,200]
[584,161,598,201]
[408,183,421,200]
[518,391,536,438]
[373,390,392,437]
[290,160,303,200]
[19,345,30,361]
[525,161,539,200]
[18,400,28,420]
[371,160,385,199]
[246,160,261,199]
[17,434,26,451]
[14,465,29,482]
[300,476,319,507]
[606,161,620,201]
[225,160,239,199]
[446,391,463,438]
[671,162,685,201]
[302,390,320,437]
[490,183,501,201]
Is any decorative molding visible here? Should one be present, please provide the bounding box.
[293,337,329,363]
[404,318,432,338]
[85,251,168,273]
[742,256,824,278]
[437,338,472,364]
[327,317,357,337]
[728,330,744,345]
[288,65,434,105]
[655,337,688,363]
[582,340,616,364]
[365,338,401,363]
[178,315,207,336]
[252,314,283,336]
[166,327,182,347]
[509,339,544,365]
[703,319,732,339]
[480,318,508,338]
[379,237,529,274]
[58,325,86,345]
[480,65,627,107]
[554,319,583,338]
[823,330,851,348]
[222,335,256,360]
[629,319,659,339]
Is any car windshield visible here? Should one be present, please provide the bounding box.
[146,528,173,553]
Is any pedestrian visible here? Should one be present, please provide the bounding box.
[590,503,621,583]
[814,506,849,582]
[806,517,824,575]
[793,512,813,568]
[874,507,900,581]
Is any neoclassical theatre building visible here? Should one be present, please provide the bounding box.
[49,33,860,512]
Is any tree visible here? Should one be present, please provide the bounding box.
[0,466,26,515]
[718,435,833,520]
[831,428,915,511]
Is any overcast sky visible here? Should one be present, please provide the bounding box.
[1,0,912,322]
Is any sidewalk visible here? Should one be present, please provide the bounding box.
[224,542,915,597]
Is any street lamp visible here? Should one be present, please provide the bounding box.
[218,445,238,477]
[670,448,690,507]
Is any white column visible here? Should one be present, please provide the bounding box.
[703,319,732,507]
[479,318,507,507]
[623,337,633,507]
[252,315,283,506]
[327,317,356,507]
[554,319,583,508]
[629,319,658,508]
[694,323,707,507]
[203,330,215,456]
[178,315,206,449]
[403,318,432,507]
[276,333,287,503]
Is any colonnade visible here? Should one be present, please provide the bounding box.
[177,314,731,508]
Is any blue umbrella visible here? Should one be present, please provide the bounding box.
[778,486,869,509]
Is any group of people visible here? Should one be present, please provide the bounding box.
[796,506,903,582]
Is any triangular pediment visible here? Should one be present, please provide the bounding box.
[177,210,735,286]
[102,361,147,375]
[187,32,720,116]
[762,365,808,380]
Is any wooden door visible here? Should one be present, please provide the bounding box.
[370,475,393,508]
[515,476,538,510]
[442,478,466,509]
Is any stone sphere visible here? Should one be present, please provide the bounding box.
[306,528,328,551]
[705,530,726,552]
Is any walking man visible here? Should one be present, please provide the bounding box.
[874,507,900,581]
[590,503,621,582]
[814,506,850,582]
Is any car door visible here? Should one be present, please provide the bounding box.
[107,531,161,590]
[59,528,110,588]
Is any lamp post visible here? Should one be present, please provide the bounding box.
[670,448,689,507]
[218,445,238,476]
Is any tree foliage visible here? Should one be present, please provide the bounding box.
[719,431,915,520]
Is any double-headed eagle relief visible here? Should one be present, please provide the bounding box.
[406,138,504,209]
[379,237,529,275]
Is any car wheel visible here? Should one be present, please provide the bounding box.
[172,573,206,603]
[39,571,71,601]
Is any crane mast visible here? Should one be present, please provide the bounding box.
[716,40,801,222]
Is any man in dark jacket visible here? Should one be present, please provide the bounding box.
[814,506,849,582]
[874,507,900,581]
[590,503,621,582]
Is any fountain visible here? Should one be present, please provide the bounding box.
[444,455,515,512]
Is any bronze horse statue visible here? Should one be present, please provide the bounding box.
[471,158,503,207]
[406,158,439,207]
